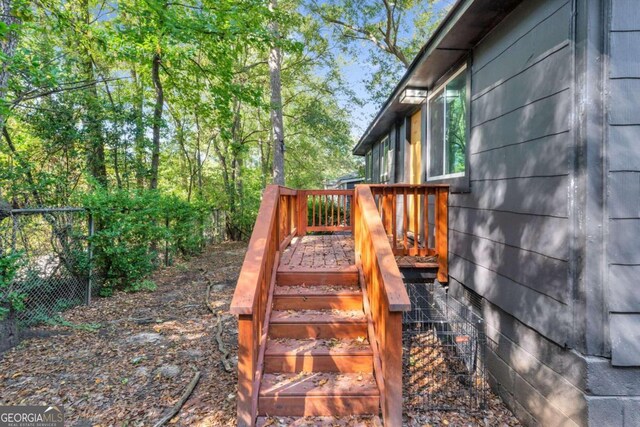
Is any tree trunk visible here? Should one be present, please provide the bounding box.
[269,0,285,186]
[0,0,19,131]
[132,68,146,189]
[149,51,163,190]
[80,0,107,188]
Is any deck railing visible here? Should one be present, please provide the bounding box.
[230,185,299,427]
[369,184,449,283]
[230,184,449,426]
[354,185,411,426]
[296,189,353,234]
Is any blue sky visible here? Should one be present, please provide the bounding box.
[319,0,457,140]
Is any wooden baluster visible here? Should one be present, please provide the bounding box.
[403,188,408,254]
[350,193,354,230]
[322,195,326,227]
[330,194,334,226]
[413,187,419,254]
[311,195,316,227]
[392,189,397,252]
[423,189,429,256]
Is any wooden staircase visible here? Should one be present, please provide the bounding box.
[230,185,449,426]
[257,268,380,419]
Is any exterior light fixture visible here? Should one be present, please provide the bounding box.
[399,87,428,104]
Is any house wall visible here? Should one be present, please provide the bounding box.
[359,0,640,423]
[446,0,585,424]
[605,0,640,368]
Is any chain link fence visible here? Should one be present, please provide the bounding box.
[0,208,91,326]
[1,207,227,327]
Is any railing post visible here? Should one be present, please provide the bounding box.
[383,311,404,426]
[436,188,449,283]
[297,190,307,236]
[237,314,255,427]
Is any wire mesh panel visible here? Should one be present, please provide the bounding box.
[403,282,487,412]
[0,209,90,326]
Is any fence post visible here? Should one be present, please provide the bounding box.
[165,214,170,267]
[87,211,94,305]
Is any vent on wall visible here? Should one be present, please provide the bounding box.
[463,286,483,316]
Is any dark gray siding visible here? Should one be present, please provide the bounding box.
[450,0,573,347]
[371,141,380,184]
[606,0,640,367]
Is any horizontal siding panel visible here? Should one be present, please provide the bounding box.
[470,90,571,154]
[472,0,571,96]
[609,172,640,219]
[608,265,640,313]
[611,0,640,31]
[451,176,568,218]
[609,126,640,171]
[608,219,640,264]
[449,206,569,260]
[610,31,640,79]
[449,254,571,346]
[610,313,640,366]
[609,79,640,125]
[470,132,570,179]
[450,230,570,303]
[472,44,571,126]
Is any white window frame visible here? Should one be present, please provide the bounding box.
[426,65,468,181]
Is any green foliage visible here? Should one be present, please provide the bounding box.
[0,251,26,319]
[43,315,102,332]
[126,279,157,293]
[84,189,208,294]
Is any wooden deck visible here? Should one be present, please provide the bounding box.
[280,235,355,270]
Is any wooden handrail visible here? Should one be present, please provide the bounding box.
[230,185,280,315]
[353,184,410,426]
[230,185,299,427]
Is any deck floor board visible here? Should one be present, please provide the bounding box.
[280,235,355,271]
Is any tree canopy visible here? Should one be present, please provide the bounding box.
[1,0,449,238]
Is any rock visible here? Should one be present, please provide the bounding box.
[183,348,204,359]
[135,367,150,377]
[127,333,163,345]
[155,364,181,378]
[212,283,227,292]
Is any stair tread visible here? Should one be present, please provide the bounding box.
[270,310,366,324]
[260,372,378,397]
[266,338,371,356]
[256,416,381,426]
[275,284,361,296]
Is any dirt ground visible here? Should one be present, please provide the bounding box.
[1,241,520,426]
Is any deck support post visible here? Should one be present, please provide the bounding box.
[382,311,403,426]
[237,314,255,427]
[436,188,449,283]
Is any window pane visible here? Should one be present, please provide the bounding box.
[429,90,444,177]
[445,72,466,175]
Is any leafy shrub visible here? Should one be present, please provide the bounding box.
[83,189,209,295]
[0,251,26,319]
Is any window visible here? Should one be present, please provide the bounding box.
[365,150,373,183]
[427,66,468,180]
[380,137,390,182]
